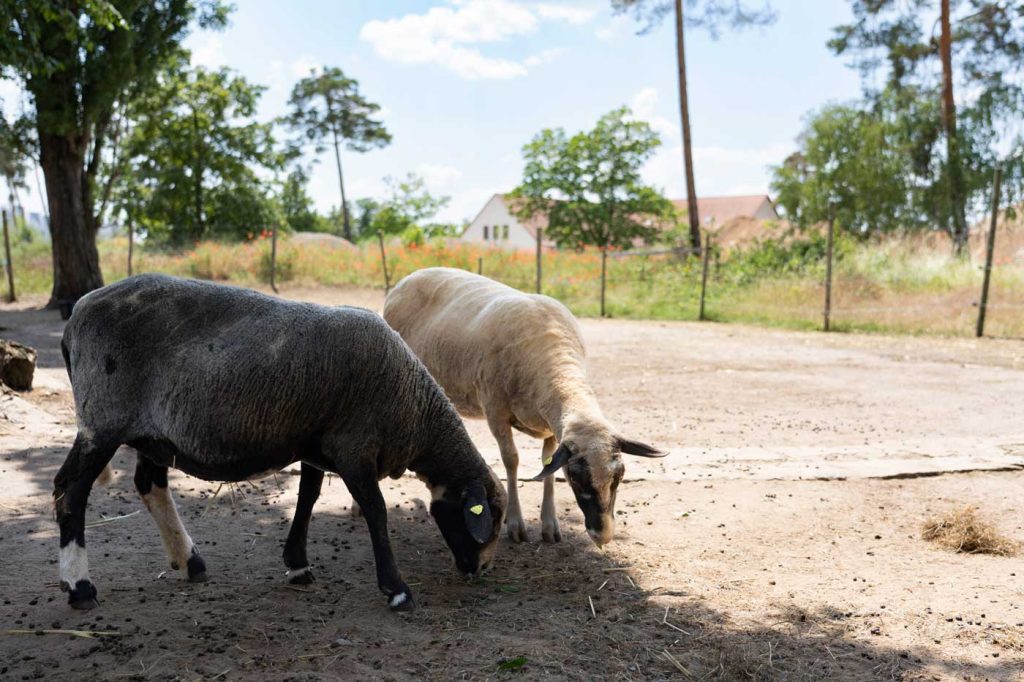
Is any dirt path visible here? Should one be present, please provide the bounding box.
[1,285,1022,680]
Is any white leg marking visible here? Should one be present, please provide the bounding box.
[541,474,561,542]
[286,566,310,580]
[59,544,90,587]
[389,592,408,608]
[141,486,195,571]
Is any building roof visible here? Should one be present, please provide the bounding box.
[671,195,775,225]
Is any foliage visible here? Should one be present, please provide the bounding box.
[770,100,911,234]
[0,0,231,299]
[369,173,450,238]
[284,66,391,240]
[510,107,674,249]
[0,112,34,198]
[279,167,327,233]
[826,0,1024,232]
[611,0,776,36]
[116,64,285,243]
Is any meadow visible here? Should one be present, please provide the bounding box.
[7,228,1024,338]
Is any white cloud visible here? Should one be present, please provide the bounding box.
[629,86,678,140]
[190,35,224,68]
[534,3,599,25]
[595,13,633,40]
[523,47,567,67]
[642,142,789,199]
[417,162,463,189]
[290,55,321,78]
[359,1,579,80]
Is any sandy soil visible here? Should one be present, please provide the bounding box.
[1,284,1022,681]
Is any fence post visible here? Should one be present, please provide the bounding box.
[477,255,482,276]
[2,209,14,303]
[600,247,607,318]
[698,231,712,321]
[823,209,835,332]
[377,231,391,294]
[269,222,279,294]
[127,216,134,277]
[535,227,543,294]
[976,165,1002,338]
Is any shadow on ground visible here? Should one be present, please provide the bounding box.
[0,438,1015,681]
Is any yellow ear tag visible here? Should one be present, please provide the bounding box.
[469,504,484,515]
[543,457,553,465]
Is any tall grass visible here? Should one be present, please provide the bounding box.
[7,232,1023,338]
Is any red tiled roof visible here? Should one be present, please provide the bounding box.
[671,195,774,224]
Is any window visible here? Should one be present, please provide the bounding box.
[503,225,510,239]
[483,225,489,240]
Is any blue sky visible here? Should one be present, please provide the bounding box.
[2,1,865,223]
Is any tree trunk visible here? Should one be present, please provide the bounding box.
[192,108,205,240]
[940,0,968,256]
[675,0,702,255]
[331,126,352,242]
[38,131,104,304]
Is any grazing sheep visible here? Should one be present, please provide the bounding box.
[54,274,505,611]
[383,267,663,546]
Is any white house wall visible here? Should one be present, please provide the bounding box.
[461,195,537,250]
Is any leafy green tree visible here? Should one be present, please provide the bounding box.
[117,64,285,243]
[279,167,326,233]
[612,0,776,253]
[370,173,450,237]
[830,0,1024,253]
[0,0,229,302]
[771,103,911,234]
[353,197,380,239]
[284,67,391,242]
[510,107,673,250]
[0,112,35,215]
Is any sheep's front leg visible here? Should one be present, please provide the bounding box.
[487,414,527,543]
[336,457,413,611]
[283,462,324,585]
[540,436,561,543]
[134,455,207,582]
[53,435,118,609]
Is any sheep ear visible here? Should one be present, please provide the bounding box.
[616,436,666,458]
[531,443,573,481]
[463,485,494,544]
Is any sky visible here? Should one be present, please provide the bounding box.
[1,0,865,224]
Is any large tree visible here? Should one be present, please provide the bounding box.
[509,107,673,250]
[0,0,229,303]
[370,173,450,238]
[830,0,1024,254]
[612,0,775,254]
[284,67,391,242]
[117,64,285,244]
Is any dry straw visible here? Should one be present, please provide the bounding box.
[921,506,1019,556]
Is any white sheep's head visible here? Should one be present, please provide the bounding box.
[533,430,664,546]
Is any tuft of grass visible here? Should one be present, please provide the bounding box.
[921,506,1018,556]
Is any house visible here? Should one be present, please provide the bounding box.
[461,193,778,249]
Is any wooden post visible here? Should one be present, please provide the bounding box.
[127,216,134,277]
[823,209,835,332]
[477,255,483,276]
[976,165,1002,338]
[535,227,543,294]
[269,222,279,293]
[600,247,607,318]
[377,231,391,294]
[2,209,14,303]
[698,231,712,321]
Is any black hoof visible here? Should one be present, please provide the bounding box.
[387,590,415,612]
[288,567,315,585]
[67,580,99,610]
[187,550,207,583]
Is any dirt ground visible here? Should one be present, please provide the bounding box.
[1,284,1022,681]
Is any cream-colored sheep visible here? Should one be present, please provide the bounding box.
[383,267,663,546]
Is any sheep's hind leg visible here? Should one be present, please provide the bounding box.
[282,462,324,585]
[540,437,561,543]
[53,434,119,609]
[133,454,207,582]
[487,414,528,543]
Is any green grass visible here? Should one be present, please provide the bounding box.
[8,232,1024,338]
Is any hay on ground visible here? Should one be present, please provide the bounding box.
[921,506,1018,556]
